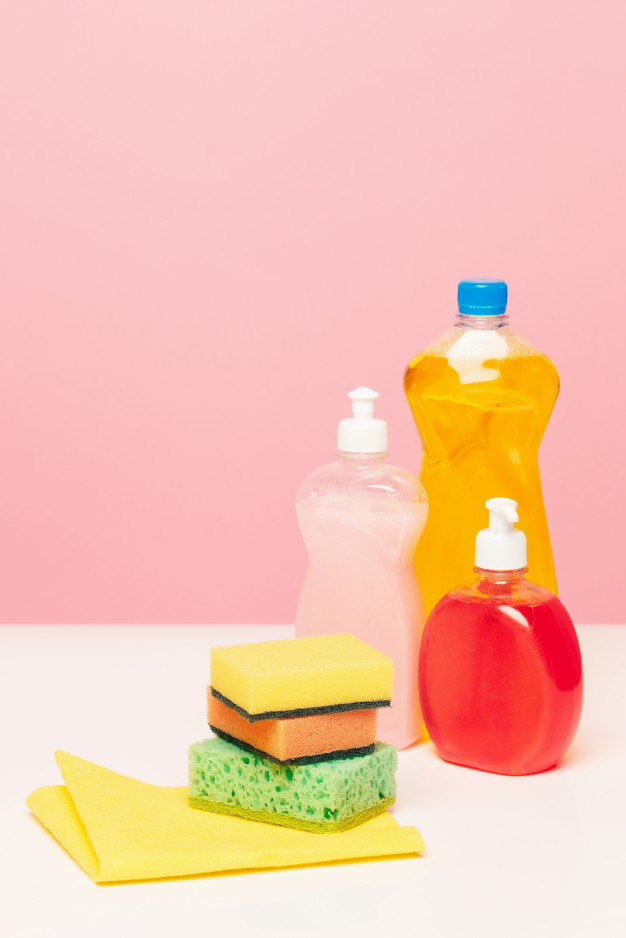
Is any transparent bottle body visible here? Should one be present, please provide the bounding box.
[404,314,559,614]
[419,569,583,775]
[295,453,428,749]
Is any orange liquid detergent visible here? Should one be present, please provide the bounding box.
[404,317,559,614]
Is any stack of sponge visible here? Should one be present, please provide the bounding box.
[189,633,397,833]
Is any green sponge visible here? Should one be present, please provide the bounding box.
[188,737,397,833]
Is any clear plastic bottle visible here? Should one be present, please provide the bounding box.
[295,388,428,749]
[419,498,583,776]
[404,278,559,615]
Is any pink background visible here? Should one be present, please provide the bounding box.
[1,2,624,624]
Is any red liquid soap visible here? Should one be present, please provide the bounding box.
[419,497,583,775]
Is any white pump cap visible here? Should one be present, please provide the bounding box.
[337,387,388,454]
[475,497,527,571]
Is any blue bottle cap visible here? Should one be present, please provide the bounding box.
[458,278,508,315]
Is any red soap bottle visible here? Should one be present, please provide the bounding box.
[419,497,583,776]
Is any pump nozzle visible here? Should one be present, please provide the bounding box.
[486,497,519,533]
[347,387,379,418]
[475,497,527,571]
[337,387,388,454]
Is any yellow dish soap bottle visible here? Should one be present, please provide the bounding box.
[404,279,559,614]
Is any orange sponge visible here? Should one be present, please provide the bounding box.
[208,689,378,765]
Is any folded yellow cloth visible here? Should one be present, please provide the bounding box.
[26,752,424,883]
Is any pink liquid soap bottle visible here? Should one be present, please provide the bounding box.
[295,387,428,749]
[419,497,583,775]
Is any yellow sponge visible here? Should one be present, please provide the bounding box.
[210,633,393,720]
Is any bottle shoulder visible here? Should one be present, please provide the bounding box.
[404,323,559,409]
[297,459,428,506]
[441,575,556,608]
[405,324,558,376]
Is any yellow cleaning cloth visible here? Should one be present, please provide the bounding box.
[26,752,424,883]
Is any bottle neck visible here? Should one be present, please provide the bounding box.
[456,312,509,329]
[475,567,527,594]
[337,450,387,469]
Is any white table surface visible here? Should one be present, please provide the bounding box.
[1,624,624,938]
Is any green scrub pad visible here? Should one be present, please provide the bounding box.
[188,737,397,833]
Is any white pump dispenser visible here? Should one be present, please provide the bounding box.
[475,497,527,571]
[337,387,388,454]
[296,384,428,749]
